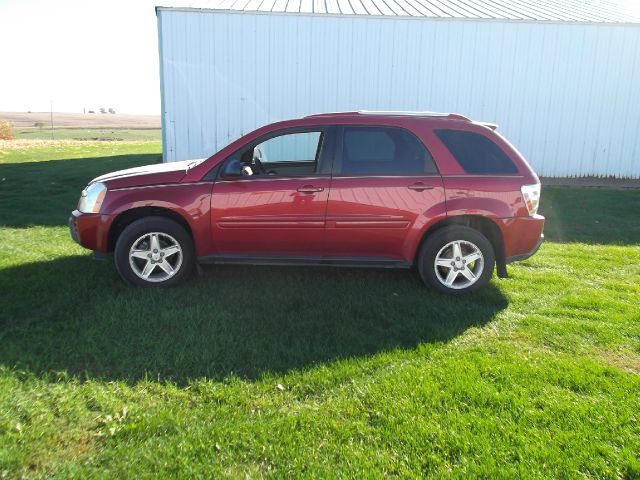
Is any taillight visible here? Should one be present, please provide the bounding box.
[521,183,540,216]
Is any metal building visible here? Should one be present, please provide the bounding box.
[156,0,640,178]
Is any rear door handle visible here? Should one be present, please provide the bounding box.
[297,185,324,193]
[407,182,434,192]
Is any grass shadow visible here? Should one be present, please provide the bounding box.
[0,154,161,227]
[0,255,508,384]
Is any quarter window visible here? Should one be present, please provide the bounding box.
[340,127,437,175]
[435,129,518,174]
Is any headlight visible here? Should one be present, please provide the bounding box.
[520,183,540,216]
[78,182,107,213]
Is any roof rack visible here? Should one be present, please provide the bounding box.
[304,110,471,121]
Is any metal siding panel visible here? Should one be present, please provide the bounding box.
[161,11,176,161]
[601,28,630,176]
[582,24,608,177]
[556,25,582,176]
[157,11,168,162]
[621,29,640,178]
[159,11,640,177]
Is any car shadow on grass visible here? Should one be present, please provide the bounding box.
[0,255,508,384]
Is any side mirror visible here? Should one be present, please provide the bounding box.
[222,158,243,178]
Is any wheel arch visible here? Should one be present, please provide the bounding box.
[107,206,194,252]
[415,215,507,277]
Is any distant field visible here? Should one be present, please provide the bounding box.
[0,111,160,129]
[1,111,161,142]
[14,128,161,141]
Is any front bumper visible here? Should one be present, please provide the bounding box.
[68,214,80,244]
[68,210,112,252]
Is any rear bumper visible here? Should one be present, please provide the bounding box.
[506,233,544,263]
[499,214,545,263]
[68,210,112,252]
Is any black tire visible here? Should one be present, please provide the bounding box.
[417,225,495,294]
[114,216,194,287]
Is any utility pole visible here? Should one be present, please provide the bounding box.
[50,101,55,140]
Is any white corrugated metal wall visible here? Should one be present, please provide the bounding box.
[157,9,640,177]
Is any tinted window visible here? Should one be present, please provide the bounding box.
[341,127,437,175]
[435,129,518,174]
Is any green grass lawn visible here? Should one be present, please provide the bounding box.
[15,128,161,141]
[0,142,639,478]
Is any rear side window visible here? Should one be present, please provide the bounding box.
[435,129,518,174]
[340,126,438,175]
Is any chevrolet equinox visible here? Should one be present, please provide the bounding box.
[69,111,544,294]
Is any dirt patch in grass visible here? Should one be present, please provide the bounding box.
[0,139,155,151]
[23,430,96,476]
[0,139,90,150]
[599,350,640,375]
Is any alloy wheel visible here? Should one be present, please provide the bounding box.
[433,240,484,290]
[128,232,183,283]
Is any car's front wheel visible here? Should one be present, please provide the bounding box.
[418,225,495,294]
[114,216,194,286]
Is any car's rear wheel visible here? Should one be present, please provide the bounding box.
[418,225,495,294]
[114,216,194,286]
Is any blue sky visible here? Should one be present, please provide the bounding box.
[0,0,160,114]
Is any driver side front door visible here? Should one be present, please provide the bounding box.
[210,128,332,257]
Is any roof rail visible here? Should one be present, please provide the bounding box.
[304,111,360,118]
[304,110,471,121]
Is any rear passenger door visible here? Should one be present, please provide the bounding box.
[325,125,446,261]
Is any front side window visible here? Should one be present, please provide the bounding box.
[222,130,324,178]
[434,129,519,174]
[255,131,321,165]
[340,126,437,175]
[247,131,322,176]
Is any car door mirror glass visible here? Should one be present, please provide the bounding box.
[223,158,243,178]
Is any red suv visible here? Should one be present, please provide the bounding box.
[69,112,544,294]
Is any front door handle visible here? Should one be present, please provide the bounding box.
[407,182,434,192]
[297,185,324,193]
